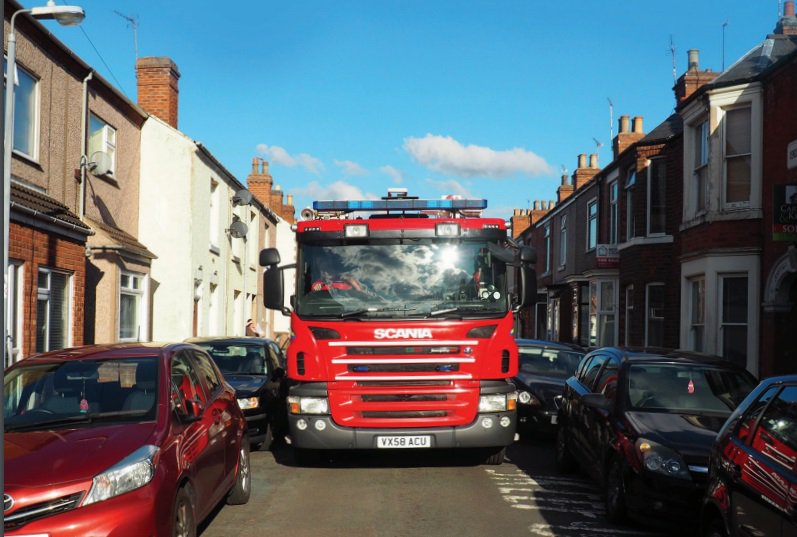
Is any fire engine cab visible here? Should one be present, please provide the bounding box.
[260,188,536,464]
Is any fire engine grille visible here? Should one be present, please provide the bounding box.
[356,380,452,387]
[4,492,83,530]
[348,363,460,373]
[362,394,448,402]
[347,346,460,355]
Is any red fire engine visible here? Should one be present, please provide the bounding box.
[260,189,536,464]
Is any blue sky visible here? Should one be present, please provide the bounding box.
[43,1,781,219]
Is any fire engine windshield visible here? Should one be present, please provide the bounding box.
[295,240,511,319]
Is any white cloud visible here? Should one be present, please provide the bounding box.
[403,134,553,178]
[256,144,324,175]
[426,178,474,199]
[293,180,379,202]
[334,160,368,176]
[380,165,404,184]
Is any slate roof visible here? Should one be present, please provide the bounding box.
[711,35,797,87]
[640,113,683,144]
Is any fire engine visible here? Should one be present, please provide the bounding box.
[260,189,536,464]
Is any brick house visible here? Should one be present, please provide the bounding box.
[4,0,153,363]
[514,3,797,377]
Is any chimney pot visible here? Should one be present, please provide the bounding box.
[589,154,598,168]
[619,115,630,134]
[533,200,540,210]
[252,158,259,175]
[786,0,795,17]
[577,154,587,169]
[688,49,700,71]
[287,194,293,206]
[632,116,644,134]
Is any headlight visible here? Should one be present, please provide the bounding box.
[288,395,329,415]
[479,394,508,413]
[237,396,260,410]
[635,438,691,480]
[517,391,541,406]
[83,445,158,506]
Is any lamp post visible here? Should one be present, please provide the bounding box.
[3,1,85,368]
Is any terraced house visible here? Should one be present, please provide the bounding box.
[514,3,797,378]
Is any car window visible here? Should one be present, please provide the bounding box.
[751,385,797,471]
[3,357,159,429]
[595,357,620,401]
[737,385,780,443]
[518,346,584,378]
[199,343,266,376]
[172,351,207,410]
[581,355,607,391]
[627,363,756,413]
[268,342,284,370]
[193,351,223,397]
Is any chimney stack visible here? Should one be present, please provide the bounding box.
[573,153,599,189]
[557,172,574,203]
[774,0,797,35]
[674,49,719,106]
[247,158,295,224]
[136,57,180,128]
[613,115,646,158]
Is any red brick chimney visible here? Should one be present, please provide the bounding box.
[674,49,719,106]
[247,158,296,224]
[511,201,554,239]
[136,57,180,128]
[613,116,645,158]
[774,0,797,35]
[573,153,599,189]
[557,172,575,203]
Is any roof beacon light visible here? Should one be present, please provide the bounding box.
[436,223,460,237]
[345,224,369,238]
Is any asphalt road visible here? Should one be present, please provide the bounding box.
[199,439,677,537]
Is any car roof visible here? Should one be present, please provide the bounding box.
[586,346,753,372]
[515,338,586,352]
[185,336,277,345]
[10,342,194,366]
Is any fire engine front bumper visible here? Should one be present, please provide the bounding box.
[287,412,517,450]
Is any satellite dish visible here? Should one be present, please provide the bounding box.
[229,219,248,239]
[88,151,113,176]
[232,189,253,207]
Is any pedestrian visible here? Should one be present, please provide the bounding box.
[245,318,264,337]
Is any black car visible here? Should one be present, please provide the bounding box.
[555,347,757,529]
[513,338,585,439]
[186,336,288,450]
[701,374,797,537]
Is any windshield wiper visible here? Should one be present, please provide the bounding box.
[339,305,418,319]
[5,409,150,432]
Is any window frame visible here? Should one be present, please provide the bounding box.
[4,57,40,161]
[688,276,705,352]
[586,198,598,251]
[558,214,567,268]
[88,113,117,178]
[722,106,752,209]
[719,274,749,368]
[118,270,147,342]
[35,268,72,353]
[624,284,634,347]
[543,222,551,274]
[645,283,665,347]
[609,180,619,245]
[693,118,710,215]
[647,158,667,236]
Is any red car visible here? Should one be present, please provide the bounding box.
[3,342,251,537]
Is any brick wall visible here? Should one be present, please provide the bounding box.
[136,56,180,128]
[9,222,86,358]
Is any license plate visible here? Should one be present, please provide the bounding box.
[376,435,431,448]
[550,415,558,425]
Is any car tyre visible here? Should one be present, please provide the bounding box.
[605,458,628,524]
[483,446,506,465]
[555,426,576,473]
[226,441,252,505]
[173,485,197,537]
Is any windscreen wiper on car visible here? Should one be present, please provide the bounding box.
[339,306,417,319]
[5,409,150,432]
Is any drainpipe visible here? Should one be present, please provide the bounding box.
[79,70,93,218]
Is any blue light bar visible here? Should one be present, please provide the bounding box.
[313,198,488,212]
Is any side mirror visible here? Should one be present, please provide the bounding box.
[259,248,281,267]
[271,367,286,381]
[517,246,537,308]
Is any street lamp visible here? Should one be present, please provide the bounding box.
[3,1,85,367]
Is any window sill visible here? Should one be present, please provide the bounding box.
[209,244,220,256]
[618,235,674,251]
[680,208,762,231]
